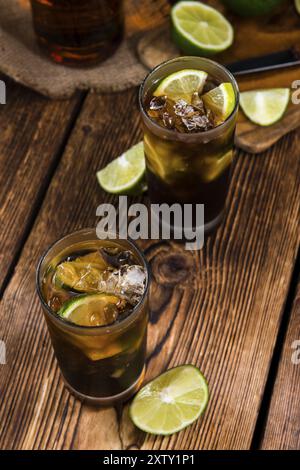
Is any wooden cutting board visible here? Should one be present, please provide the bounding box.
[138,0,300,154]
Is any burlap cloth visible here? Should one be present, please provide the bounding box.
[0,0,172,99]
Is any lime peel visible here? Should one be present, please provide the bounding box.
[240,88,290,126]
[97,141,146,195]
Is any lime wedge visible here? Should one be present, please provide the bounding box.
[295,0,300,14]
[58,293,122,327]
[55,252,107,293]
[240,89,290,126]
[154,69,208,103]
[130,365,209,435]
[202,83,236,122]
[171,1,234,56]
[97,141,146,195]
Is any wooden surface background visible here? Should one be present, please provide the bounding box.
[0,0,299,450]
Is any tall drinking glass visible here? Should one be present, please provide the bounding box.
[139,57,239,235]
[36,229,149,405]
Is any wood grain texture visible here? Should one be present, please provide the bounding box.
[0,76,81,293]
[0,88,299,450]
[261,280,300,450]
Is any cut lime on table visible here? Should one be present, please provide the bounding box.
[58,293,121,326]
[171,1,234,56]
[97,141,146,195]
[202,83,236,122]
[154,69,208,103]
[240,89,290,126]
[295,0,300,15]
[130,365,209,435]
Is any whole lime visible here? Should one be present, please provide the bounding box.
[221,0,285,17]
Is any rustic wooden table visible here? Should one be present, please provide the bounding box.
[0,1,299,451]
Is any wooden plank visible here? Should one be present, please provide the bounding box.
[261,280,300,450]
[0,88,299,450]
[0,76,81,293]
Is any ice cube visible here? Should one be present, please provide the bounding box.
[100,248,136,268]
[89,303,119,327]
[146,95,216,133]
[162,112,175,129]
[191,92,205,113]
[174,99,195,118]
[149,96,166,110]
[182,114,214,132]
[98,265,146,305]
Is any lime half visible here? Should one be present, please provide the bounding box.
[240,89,290,126]
[202,83,236,122]
[295,0,300,15]
[97,141,146,195]
[154,69,207,104]
[171,1,234,56]
[130,365,209,435]
[58,293,121,327]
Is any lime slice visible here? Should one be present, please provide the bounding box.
[55,251,107,293]
[154,69,208,103]
[240,88,290,126]
[97,141,146,195]
[171,1,234,56]
[202,83,236,122]
[130,365,209,435]
[295,0,300,15]
[58,293,122,327]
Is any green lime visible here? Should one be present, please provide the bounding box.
[97,141,146,195]
[202,82,236,122]
[295,0,300,15]
[221,0,284,17]
[154,69,208,103]
[58,293,121,327]
[171,1,234,56]
[55,252,107,293]
[130,365,209,435]
[240,88,290,126]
